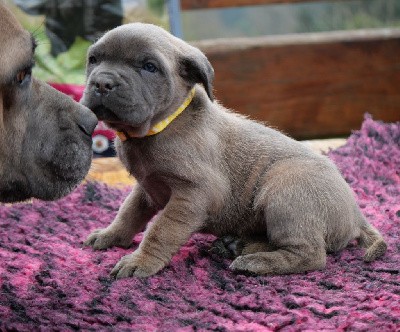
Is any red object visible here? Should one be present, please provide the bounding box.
[50,83,85,102]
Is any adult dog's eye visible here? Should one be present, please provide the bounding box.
[88,56,97,64]
[16,66,32,86]
[143,62,158,73]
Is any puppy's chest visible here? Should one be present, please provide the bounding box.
[119,143,173,207]
[118,142,153,178]
[126,159,171,208]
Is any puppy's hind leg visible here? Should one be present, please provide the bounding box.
[230,240,326,275]
[241,238,275,255]
[209,235,273,259]
[231,168,327,275]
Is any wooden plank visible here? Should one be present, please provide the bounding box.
[192,29,400,139]
[87,157,135,187]
[181,0,336,10]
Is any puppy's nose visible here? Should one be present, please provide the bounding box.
[76,106,98,136]
[94,78,116,96]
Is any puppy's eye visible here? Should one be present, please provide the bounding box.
[143,62,158,73]
[89,56,97,65]
[16,66,32,86]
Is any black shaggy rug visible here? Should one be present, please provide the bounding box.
[0,115,399,331]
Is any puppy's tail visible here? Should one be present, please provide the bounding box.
[358,218,387,262]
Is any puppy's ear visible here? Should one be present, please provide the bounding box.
[179,50,214,101]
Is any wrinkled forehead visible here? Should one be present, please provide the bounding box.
[91,23,183,61]
[0,4,35,84]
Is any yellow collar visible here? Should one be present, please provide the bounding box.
[116,87,196,141]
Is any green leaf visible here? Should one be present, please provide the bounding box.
[56,37,91,71]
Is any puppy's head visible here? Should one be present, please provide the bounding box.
[81,23,214,137]
[0,3,98,202]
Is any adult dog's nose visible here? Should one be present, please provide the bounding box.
[76,106,98,137]
[93,76,117,96]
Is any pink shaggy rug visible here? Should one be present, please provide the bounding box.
[0,115,399,331]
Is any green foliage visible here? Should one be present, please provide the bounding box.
[34,36,90,84]
[345,13,382,30]
[148,0,165,17]
[8,0,167,84]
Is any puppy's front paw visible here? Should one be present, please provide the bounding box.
[83,228,131,250]
[110,251,165,279]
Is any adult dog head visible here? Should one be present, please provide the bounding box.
[81,23,213,138]
[0,3,97,202]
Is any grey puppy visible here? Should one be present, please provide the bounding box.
[0,2,97,202]
[81,23,386,278]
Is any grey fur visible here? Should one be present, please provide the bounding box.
[0,3,97,202]
[81,23,386,278]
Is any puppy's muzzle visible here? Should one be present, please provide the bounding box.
[93,74,118,97]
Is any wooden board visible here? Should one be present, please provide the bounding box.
[87,157,135,187]
[192,29,400,139]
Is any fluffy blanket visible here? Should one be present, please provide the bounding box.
[0,115,399,331]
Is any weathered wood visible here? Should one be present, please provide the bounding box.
[192,28,400,139]
[181,0,339,10]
